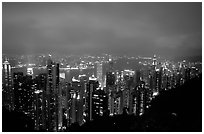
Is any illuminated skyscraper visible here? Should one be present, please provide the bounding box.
[57,76,70,131]
[152,55,157,68]
[108,57,114,72]
[135,70,141,86]
[70,79,84,126]
[46,56,60,131]
[13,72,24,112]
[106,72,115,115]
[13,73,35,119]
[92,89,108,119]
[155,68,162,93]
[105,58,116,116]
[2,59,14,111]
[96,62,103,88]
[27,67,34,77]
[133,81,148,116]
[106,72,115,88]
[85,76,99,121]
[33,73,47,131]
[63,76,86,129]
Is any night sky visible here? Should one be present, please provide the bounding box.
[2,2,202,58]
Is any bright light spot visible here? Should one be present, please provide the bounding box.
[34,90,42,94]
[93,94,98,97]
[153,92,159,96]
[60,73,65,79]
[73,93,76,99]
[155,68,160,72]
[79,74,86,78]
[77,95,80,100]
[172,112,177,116]
[89,75,97,80]
[27,67,33,75]
[72,77,80,82]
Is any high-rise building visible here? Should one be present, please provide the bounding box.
[33,73,47,131]
[108,57,114,72]
[155,68,162,93]
[13,72,24,112]
[13,73,35,119]
[2,59,14,111]
[135,70,141,86]
[150,68,162,96]
[63,76,86,130]
[106,72,115,88]
[152,55,157,68]
[133,81,148,116]
[46,56,60,131]
[70,79,84,125]
[105,58,117,116]
[57,76,72,131]
[92,88,108,119]
[27,67,34,77]
[85,76,99,121]
[96,62,103,88]
[106,71,116,115]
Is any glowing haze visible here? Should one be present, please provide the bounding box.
[2,2,202,58]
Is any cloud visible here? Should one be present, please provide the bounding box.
[2,2,202,58]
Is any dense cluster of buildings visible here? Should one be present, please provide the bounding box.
[2,54,201,131]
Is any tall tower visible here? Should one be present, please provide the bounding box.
[13,72,35,120]
[85,76,99,121]
[106,57,116,116]
[135,81,147,116]
[92,89,108,119]
[13,72,24,112]
[2,59,14,111]
[108,57,114,72]
[152,55,157,70]
[46,56,60,131]
[33,73,47,131]
[96,62,103,88]
[69,79,84,126]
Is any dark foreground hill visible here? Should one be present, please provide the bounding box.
[2,107,35,132]
[140,74,202,132]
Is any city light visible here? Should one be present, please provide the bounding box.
[2,2,202,132]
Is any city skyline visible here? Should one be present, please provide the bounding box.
[2,2,202,58]
[2,51,202,132]
[2,2,202,132]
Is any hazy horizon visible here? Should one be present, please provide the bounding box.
[2,2,202,59]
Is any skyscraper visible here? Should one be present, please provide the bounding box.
[46,56,60,131]
[33,73,47,131]
[85,76,99,121]
[92,88,108,119]
[106,72,115,88]
[106,71,116,115]
[13,72,24,112]
[2,59,14,111]
[155,68,162,94]
[96,62,103,88]
[70,79,84,126]
[13,73,35,119]
[152,55,157,69]
[133,81,148,116]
